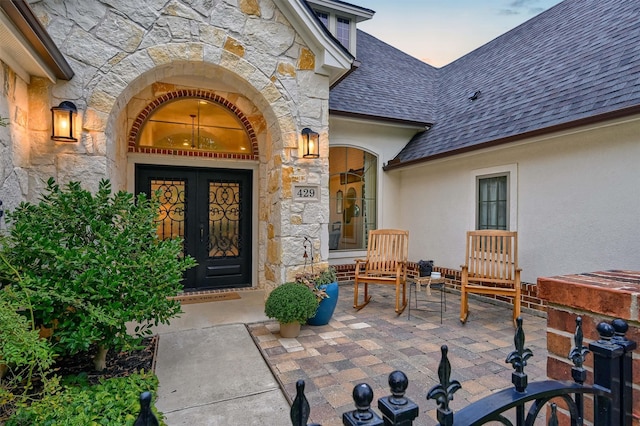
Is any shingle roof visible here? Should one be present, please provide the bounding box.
[329,30,438,125]
[331,0,640,167]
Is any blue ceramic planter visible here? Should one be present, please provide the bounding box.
[307,281,339,326]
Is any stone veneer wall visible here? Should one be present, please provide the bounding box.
[538,270,640,425]
[0,62,33,211]
[21,0,335,291]
[334,263,547,313]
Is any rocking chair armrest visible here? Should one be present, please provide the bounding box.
[461,265,469,280]
[354,259,368,274]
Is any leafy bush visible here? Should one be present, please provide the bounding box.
[0,178,196,370]
[0,256,56,411]
[264,282,318,324]
[6,370,165,425]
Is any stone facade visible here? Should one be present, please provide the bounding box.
[0,63,32,212]
[0,0,344,291]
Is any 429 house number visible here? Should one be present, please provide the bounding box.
[293,185,320,201]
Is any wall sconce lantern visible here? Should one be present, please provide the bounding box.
[301,127,320,158]
[51,101,77,142]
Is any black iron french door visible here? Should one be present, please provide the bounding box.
[135,165,252,291]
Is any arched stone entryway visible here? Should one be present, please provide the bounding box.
[107,62,280,291]
[29,0,337,293]
[92,54,328,292]
[127,88,261,291]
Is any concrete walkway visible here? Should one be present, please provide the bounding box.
[151,290,290,425]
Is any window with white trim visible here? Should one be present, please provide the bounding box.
[477,175,508,230]
[471,164,518,231]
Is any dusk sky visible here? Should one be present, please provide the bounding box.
[357,0,563,67]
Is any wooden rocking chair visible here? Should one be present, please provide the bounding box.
[460,230,521,325]
[353,229,409,314]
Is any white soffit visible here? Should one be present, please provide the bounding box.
[274,0,353,84]
[0,7,55,83]
[306,0,374,23]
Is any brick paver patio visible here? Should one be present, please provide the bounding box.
[248,283,548,425]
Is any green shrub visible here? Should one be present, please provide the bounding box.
[0,178,196,370]
[6,370,165,425]
[264,282,318,324]
[0,256,56,409]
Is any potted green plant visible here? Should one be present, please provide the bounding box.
[264,282,319,338]
[296,267,339,326]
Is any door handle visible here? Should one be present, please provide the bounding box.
[200,223,204,243]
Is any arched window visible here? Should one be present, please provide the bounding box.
[137,98,251,153]
[329,147,377,251]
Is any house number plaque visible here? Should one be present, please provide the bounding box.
[293,185,320,201]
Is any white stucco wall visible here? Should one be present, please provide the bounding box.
[394,116,640,283]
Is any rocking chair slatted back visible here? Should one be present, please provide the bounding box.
[467,231,517,282]
[365,229,409,275]
[460,230,521,325]
[353,229,409,314]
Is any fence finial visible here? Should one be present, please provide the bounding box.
[133,391,159,426]
[378,371,419,425]
[506,316,532,392]
[291,380,312,426]
[567,315,590,387]
[388,370,409,406]
[569,316,589,369]
[343,383,384,425]
[427,345,461,426]
[611,318,630,342]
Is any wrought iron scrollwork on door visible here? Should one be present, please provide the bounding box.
[207,181,240,258]
[151,179,186,243]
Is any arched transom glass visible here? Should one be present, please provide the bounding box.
[137,98,251,153]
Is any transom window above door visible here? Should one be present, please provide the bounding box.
[136,98,251,154]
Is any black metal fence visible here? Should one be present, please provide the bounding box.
[134,317,636,426]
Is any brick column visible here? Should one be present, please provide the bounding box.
[538,270,640,425]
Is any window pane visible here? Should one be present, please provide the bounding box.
[329,147,377,250]
[137,98,251,154]
[477,175,508,230]
[315,11,328,27]
[336,16,350,48]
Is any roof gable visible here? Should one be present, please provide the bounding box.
[330,30,437,126]
[274,0,354,85]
